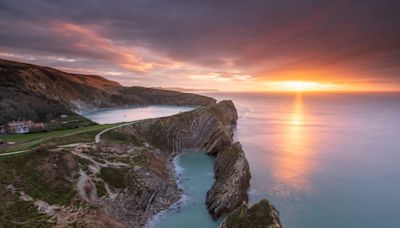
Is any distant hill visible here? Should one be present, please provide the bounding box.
[0,59,216,125]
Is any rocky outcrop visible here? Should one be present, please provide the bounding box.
[206,142,251,218]
[112,100,251,219]
[120,100,238,155]
[220,199,282,228]
[0,59,216,124]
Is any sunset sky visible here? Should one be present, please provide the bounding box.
[1,0,399,91]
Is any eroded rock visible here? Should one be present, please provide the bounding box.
[206,142,251,218]
[220,199,282,228]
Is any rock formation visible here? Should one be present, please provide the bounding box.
[206,142,251,218]
[219,199,282,228]
[112,100,251,218]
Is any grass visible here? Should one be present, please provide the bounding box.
[0,150,77,206]
[6,124,115,143]
[45,115,95,131]
[0,195,51,227]
[100,167,127,189]
[1,123,118,153]
[95,181,107,198]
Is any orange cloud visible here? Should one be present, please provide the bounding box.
[53,22,154,72]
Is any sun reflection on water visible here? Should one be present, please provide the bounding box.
[271,93,315,194]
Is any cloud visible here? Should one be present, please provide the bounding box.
[51,22,155,72]
[0,0,399,90]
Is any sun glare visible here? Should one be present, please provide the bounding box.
[267,81,337,92]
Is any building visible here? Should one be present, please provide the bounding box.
[31,122,46,132]
[6,120,46,134]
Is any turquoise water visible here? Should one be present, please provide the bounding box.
[83,106,219,227]
[149,151,221,228]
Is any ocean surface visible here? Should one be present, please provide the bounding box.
[83,93,400,228]
[203,92,400,228]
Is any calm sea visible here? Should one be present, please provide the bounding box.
[203,92,400,228]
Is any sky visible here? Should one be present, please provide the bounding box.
[1,0,400,91]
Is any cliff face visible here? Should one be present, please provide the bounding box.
[0,59,215,124]
[206,142,251,218]
[119,100,238,155]
[112,100,251,219]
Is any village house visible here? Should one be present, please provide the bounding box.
[0,125,6,135]
[7,120,45,134]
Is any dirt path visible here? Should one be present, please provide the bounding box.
[94,121,138,143]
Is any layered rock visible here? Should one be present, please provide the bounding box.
[116,100,238,154]
[113,100,251,218]
[220,199,282,228]
[206,142,251,218]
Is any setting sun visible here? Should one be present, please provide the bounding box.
[265,81,339,92]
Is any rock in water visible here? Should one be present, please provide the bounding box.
[220,199,282,228]
[206,142,251,218]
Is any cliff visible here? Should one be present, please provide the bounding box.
[109,100,251,218]
[220,199,282,228]
[206,142,251,218]
[0,59,215,124]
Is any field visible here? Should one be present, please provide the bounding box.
[0,123,119,153]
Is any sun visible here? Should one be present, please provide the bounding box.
[266,81,337,92]
[282,81,319,91]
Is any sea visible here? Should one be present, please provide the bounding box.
[84,92,400,228]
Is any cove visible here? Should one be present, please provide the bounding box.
[149,151,222,228]
[83,105,195,124]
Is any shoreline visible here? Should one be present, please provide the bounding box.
[146,154,186,228]
[147,150,221,228]
[80,104,200,116]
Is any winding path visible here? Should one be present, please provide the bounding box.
[0,121,138,157]
[94,121,138,143]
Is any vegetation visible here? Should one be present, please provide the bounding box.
[0,149,78,206]
[102,130,130,143]
[95,180,107,198]
[45,115,95,131]
[0,190,51,227]
[224,199,279,228]
[1,123,118,153]
[100,167,127,189]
